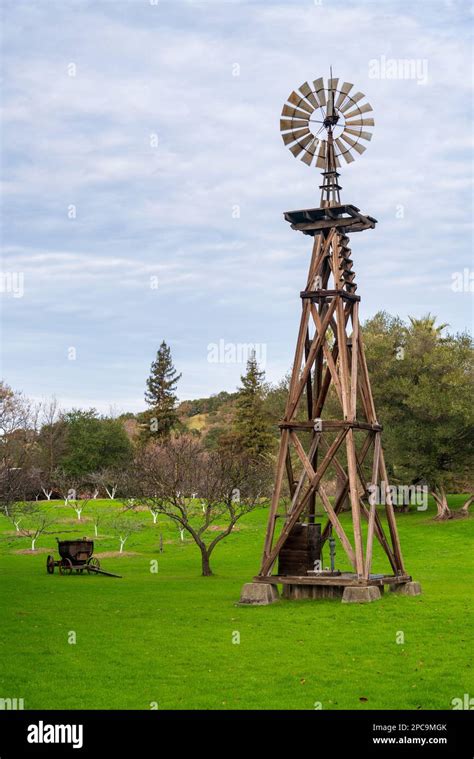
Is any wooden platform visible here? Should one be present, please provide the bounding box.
[253,573,412,588]
[284,204,377,235]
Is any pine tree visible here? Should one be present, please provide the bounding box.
[234,352,272,458]
[144,341,182,439]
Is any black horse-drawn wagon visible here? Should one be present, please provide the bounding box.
[46,538,121,578]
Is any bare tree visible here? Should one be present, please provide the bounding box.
[0,463,41,519]
[89,503,112,537]
[4,500,25,532]
[131,435,272,576]
[52,469,79,507]
[37,397,66,480]
[68,486,95,521]
[108,515,143,553]
[51,469,94,519]
[17,503,56,551]
[41,483,54,501]
[90,468,122,500]
[148,504,161,524]
[0,384,39,514]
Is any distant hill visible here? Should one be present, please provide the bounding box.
[177,391,239,443]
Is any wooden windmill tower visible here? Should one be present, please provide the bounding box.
[240,74,421,604]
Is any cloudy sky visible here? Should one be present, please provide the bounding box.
[1,0,472,413]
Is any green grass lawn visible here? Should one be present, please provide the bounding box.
[0,496,472,710]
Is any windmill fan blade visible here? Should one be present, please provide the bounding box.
[340,133,366,154]
[288,91,314,114]
[281,104,311,121]
[313,77,326,107]
[350,141,366,155]
[341,149,355,164]
[335,138,355,163]
[327,78,338,116]
[289,141,306,158]
[280,118,310,131]
[315,140,327,168]
[298,81,320,109]
[335,82,353,109]
[345,117,375,127]
[306,138,320,156]
[288,134,315,156]
[343,102,373,120]
[300,139,319,165]
[281,127,311,145]
[339,91,365,113]
[344,126,372,141]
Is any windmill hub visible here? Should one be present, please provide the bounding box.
[323,113,339,128]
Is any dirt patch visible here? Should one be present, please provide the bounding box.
[58,517,92,525]
[94,551,140,558]
[14,548,55,555]
[208,525,241,532]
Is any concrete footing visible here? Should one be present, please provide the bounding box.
[342,585,382,604]
[238,582,279,605]
[282,584,344,601]
[390,581,422,596]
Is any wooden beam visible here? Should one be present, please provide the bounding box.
[364,431,381,579]
[335,296,351,419]
[320,432,373,544]
[285,297,338,421]
[310,303,343,409]
[254,574,412,587]
[357,330,377,424]
[305,233,324,289]
[289,432,355,569]
[317,482,356,569]
[345,429,365,575]
[379,448,406,574]
[350,301,359,420]
[284,300,312,417]
[285,448,296,499]
[279,420,382,432]
[262,430,289,561]
[259,429,348,576]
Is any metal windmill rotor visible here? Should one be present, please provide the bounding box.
[280,74,374,206]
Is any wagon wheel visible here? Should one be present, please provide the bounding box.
[87,557,100,573]
[59,558,73,575]
[46,555,55,574]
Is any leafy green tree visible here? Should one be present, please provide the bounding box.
[234,352,273,458]
[59,410,133,478]
[363,312,473,519]
[143,341,182,440]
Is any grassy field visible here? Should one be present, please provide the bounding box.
[0,496,472,710]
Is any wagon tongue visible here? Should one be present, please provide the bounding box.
[87,566,122,579]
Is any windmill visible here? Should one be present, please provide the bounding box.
[240,74,421,604]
